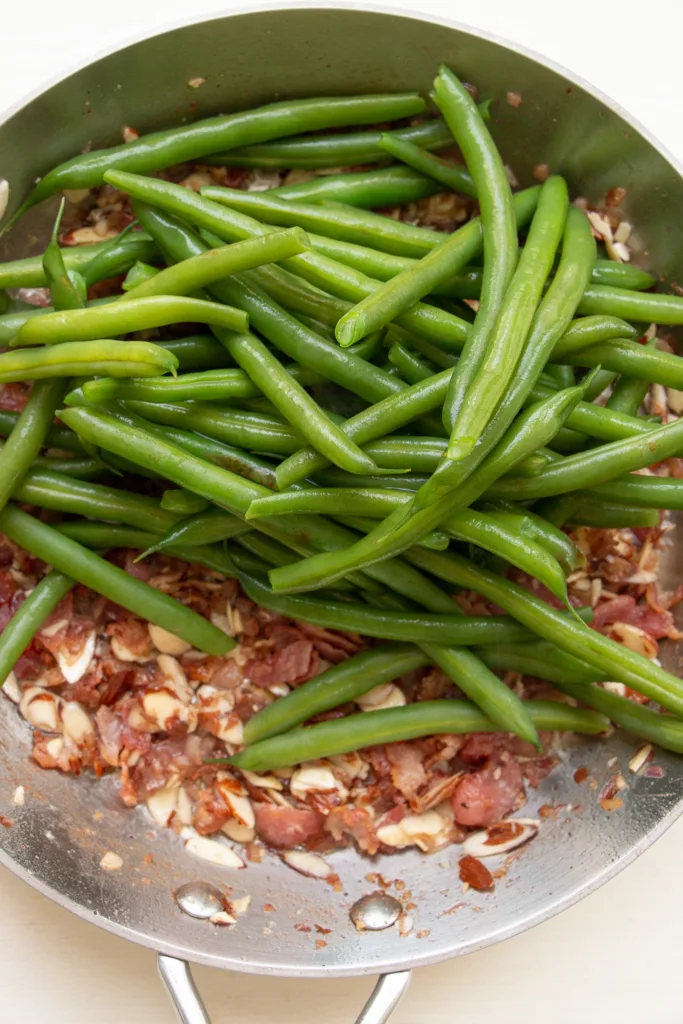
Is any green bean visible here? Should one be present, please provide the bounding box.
[447,176,568,459]
[10,94,427,219]
[487,414,683,501]
[206,118,453,169]
[229,700,608,771]
[432,65,518,435]
[160,489,210,515]
[578,284,683,324]
[122,260,160,291]
[362,437,447,472]
[82,368,260,404]
[235,567,548,647]
[153,334,232,371]
[582,368,618,403]
[26,452,101,479]
[79,226,161,289]
[412,206,598,508]
[215,329,383,475]
[378,132,476,197]
[588,475,683,509]
[483,499,584,573]
[543,678,683,754]
[269,382,589,593]
[474,641,604,686]
[0,340,178,383]
[122,226,310,300]
[566,498,659,528]
[138,507,253,557]
[0,409,83,454]
[200,184,458,258]
[13,295,248,347]
[41,200,87,310]
[275,368,451,490]
[244,644,429,743]
[315,470,427,491]
[0,570,75,687]
[270,166,441,206]
[0,233,152,290]
[123,398,305,456]
[604,335,659,415]
[0,505,234,654]
[14,467,181,533]
[406,547,683,716]
[387,341,434,384]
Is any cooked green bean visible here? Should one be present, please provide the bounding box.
[79,226,161,289]
[406,546,683,717]
[605,336,658,415]
[155,334,232,371]
[0,505,234,655]
[0,409,84,454]
[10,93,427,218]
[447,176,568,459]
[0,570,75,687]
[474,641,604,686]
[0,340,178,383]
[122,226,310,299]
[588,475,683,509]
[0,232,157,290]
[487,414,683,501]
[271,166,441,206]
[433,65,518,434]
[378,132,477,197]
[160,489,210,515]
[138,507,253,557]
[566,498,659,528]
[244,644,430,743]
[228,700,609,771]
[13,295,248,346]
[557,338,683,389]
[205,118,453,169]
[578,284,683,324]
[483,498,584,573]
[82,368,260,404]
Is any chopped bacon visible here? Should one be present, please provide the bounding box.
[451,761,524,827]
[0,383,30,412]
[193,785,231,835]
[459,854,494,891]
[324,805,380,855]
[253,803,325,849]
[95,706,124,766]
[295,621,364,663]
[246,639,317,688]
[592,594,679,638]
[386,742,427,799]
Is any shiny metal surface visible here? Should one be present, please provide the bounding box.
[1,1,683,987]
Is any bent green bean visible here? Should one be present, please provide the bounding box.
[0,340,178,383]
[271,166,441,206]
[378,132,477,197]
[13,295,248,346]
[10,93,427,218]
[0,570,75,687]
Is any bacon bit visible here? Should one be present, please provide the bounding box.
[506,91,522,108]
[315,924,332,935]
[645,764,665,779]
[538,804,562,819]
[143,853,154,864]
[315,939,328,950]
[0,814,14,827]
[600,797,623,812]
[416,929,431,939]
[574,766,589,784]
[533,163,550,182]
[328,873,343,893]
[459,854,494,891]
[294,923,312,933]
[263,903,276,913]
[605,187,628,207]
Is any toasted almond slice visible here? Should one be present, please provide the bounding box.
[185,835,245,868]
[148,624,192,656]
[2,671,21,703]
[100,851,123,871]
[19,687,62,732]
[61,701,94,743]
[462,818,539,858]
[146,783,181,827]
[281,850,332,879]
[55,630,96,684]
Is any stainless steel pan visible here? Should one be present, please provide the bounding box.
[2,7,683,1022]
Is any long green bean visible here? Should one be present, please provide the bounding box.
[0,570,75,687]
[378,132,477,197]
[228,700,609,771]
[271,166,441,206]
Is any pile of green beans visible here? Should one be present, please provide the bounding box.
[2,65,683,770]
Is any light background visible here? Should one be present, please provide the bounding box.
[2,1,683,1020]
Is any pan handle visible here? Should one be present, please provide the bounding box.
[157,954,412,1024]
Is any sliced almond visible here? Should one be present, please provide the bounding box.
[281,850,332,880]
[61,701,94,743]
[216,775,255,828]
[462,818,539,858]
[146,782,181,827]
[148,624,192,656]
[356,683,406,711]
[2,671,21,703]
[55,629,96,684]
[377,810,445,851]
[142,690,185,730]
[176,786,193,827]
[629,743,653,774]
[185,835,245,868]
[209,910,236,926]
[157,655,193,703]
[221,819,256,843]
[19,687,62,732]
[100,851,123,871]
[290,764,344,800]
[239,769,283,791]
[230,895,251,917]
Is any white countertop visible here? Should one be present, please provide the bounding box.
[2,1,683,1020]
